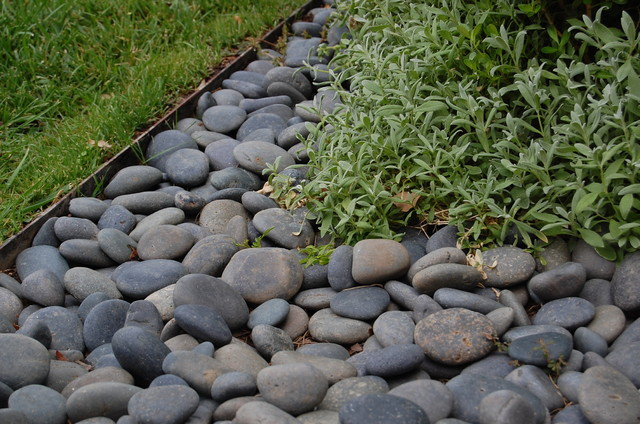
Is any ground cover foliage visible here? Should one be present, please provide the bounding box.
[301,0,640,259]
[0,0,305,242]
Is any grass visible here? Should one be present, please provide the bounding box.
[0,0,307,243]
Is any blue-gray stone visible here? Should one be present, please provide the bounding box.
[241,191,278,214]
[0,334,50,390]
[149,374,189,387]
[59,239,114,268]
[69,197,109,222]
[505,365,564,410]
[239,95,292,113]
[191,130,231,149]
[265,66,313,98]
[252,208,315,249]
[248,103,294,122]
[330,286,390,320]
[111,191,175,215]
[201,105,247,134]
[434,288,503,314]
[32,217,60,247]
[77,292,112,322]
[579,279,613,307]
[16,319,51,347]
[284,37,324,67]
[245,60,275,75]
[165,149,210,188]
[212,89,244,106]
[267,81,307,104]
[209,167,262,191]
[383,281,420,310]
[574,327,608,356]
[552,404,590,424]
[251,324,294,360]
[128,385,200,424]
[241,127,276,143]
[113,259,187,299]
[210,371,256,402]
[64,267,122,301]
[247,298,290,329]
[204,139,240,170]
[412,263,482,295]
[327,245,356,291]
[82,299,130,351]
[8,384,66,424]
[124,300,163,336]
[338,394,429,424]
[54,217,99,241]
[104,166,163,199]
[196,91,216,119]
[478,389,537,424]
[136,225,194,261]
[571,239,616,280]
[292,21,322,37]
[145,130,197,172]
[578,366,640,424]
[389,380,453,423]
[481,246,536,288]
[532,297,595,331]
[65,381,141,422]
[407,247,467,281]
[236,113,287,142]
[373,311,415,347]
[221,79,267,98]
[425,225,458,253]
[277,121,314,150]
[605,341,640,387]
[461,353,518,378]
[19,306,83,351]
[181,234,239,277]
[528,262,587,302]
[111,326,170,386]
[611,250,640,313]
[297,343,349,360]
[97,205,137,234]
[20,269,65,307]
[502,324,572,343]
[175,117,205,135]
[97,228,137,264]
[16,245,69,282]
[365,344,424,378]
[508,332,573,367]
[557,371,583,403]
[174,304,232,347]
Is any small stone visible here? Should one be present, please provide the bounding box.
[113,259,186,300]
[414,308,496,366]
[461,353,517,378]
[578,366,640,424]
[145,130,198,172]
[69,197,109,222]
[265,67,313,98]
[111,191,175,215]
[210,371,257,402]
[32,217,60,247]
[83,299,130,351]
[59,239,114,268]
[277,122,314,150]
[318,375,389,412]
[412,294,443,323]
[579,278,613,306]
[502,324,572,344]
[477,389,536,424]
[611,251,640,313]
[407,247,468,282]
[498,289,531,327]
[241,191,278,214]
[253,208,315,249]
[481,246,536,288]
[104,166,163,199]
[212,89,245,106]
[507,332,573,367]
[239,95,292,113]
[45,360,88,393]
[434,288,503,314]
[292,21,323,37]
[204,139,240,170]
[16,245,69,282]
[233,141,295,174]
[572,239,616,280]
[267,81,307,104]
[271,350,357,385]
[198,199,250,234]
[364,344,424,378]
[528,262,587,302]
[574,327,608,356]
[124,300,163,336]
[162,350,231,395]
[257,362,328,415]
[209,167,262,191]
[536,238,571,272]
[384,281,420,310]
[111,326,171,386]
[330,286,390,320]
[97,205,137,234]
[0,334,50,389]
[137,225,194,260]
[351,239,411,285]
[65,382,141,422]
[174,304,232,347]
[327,245,357,291]
[97,229,137,264]
[486,307,515,337]
[221,247,304,304]
[165,149,210,188]
[221,79,267,98]
[412,263,483,295]
[605,341,640,387]
[372,311,415,347]
[22,269,64,308]
[532,297,595,331]
[557,371,583,403]
[54,217,99,241]
[8,384,66,424]
[309,308,372,345]
[214,343,268,379]
[297,410,339,424]
[505,365,564,411]
[60,366,134,398]
[182,234,239,276]
[294,288,337,311]
[247,298,290,329]
[389,380,454,423]
[251,324,294,360]
[297,343,349,361]
[338,394,429,424]
[284,38,324,67]
[128,385,200,424]
[19,306,84,351]
[234,400,299,424]
[587,304,626,343]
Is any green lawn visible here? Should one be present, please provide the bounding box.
[0,0,306,243]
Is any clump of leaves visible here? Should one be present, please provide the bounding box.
[236,227,274,249]
[298,243,335,267]
[302,0,640,258]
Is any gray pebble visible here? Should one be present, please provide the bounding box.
[69,197,109,222]
[532,297,595,331]
[481,246,536,288]
[97,205,137,234]
[145,130,198,172]
[65,382,141,422]
[611,250,640,313]
[8,384,66,424]
[578,366,640,424]
[32,217,60,247]
[434,288,503,314]
[165,149,210,188]
[572,239,616,280]
[330,286,390,320]
[319,375,388,412]
[477,389,536,424]
[103,166,163,198]
[412,263,483,295]
[210,371,256,402]
[528,262,587,302]
[204,138,240,170]
[505,364,564,410]
[373,311,415,346]
[137,224,194,260]
[0,334,50,389]
[111,191,175,215]
[128,385,200,424]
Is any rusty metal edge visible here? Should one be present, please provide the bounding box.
[0,0,321,270]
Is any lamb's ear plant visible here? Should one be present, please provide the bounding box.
[302,0,640,258]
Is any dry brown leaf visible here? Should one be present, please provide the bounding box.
[55,350,68,361]
[233,15,242,24]
[348,343,363,355]
[393,191,421,213]
[87,139,113,149]
[257,182,274,195]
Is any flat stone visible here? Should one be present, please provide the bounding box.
[557,371,583,403]
[574,327,608,356]
[251,324,294,360]
[209,167,262,191]
[373,311,415,347]
[412,263,483,295]
[338,394,429,424]
[552,404,591,424]
[221,79,267,98]
[481,246,536,288]
[486,307,515,337]
[198,199,250,234]
[65,382,141,422]
[162,350,231,395]
[83,299,130,350]
[0,272,23,297]
[414,308,496,366]
[204,139,240,170]
[319,375,388,412]
[8,384,66,424]
[97,205,137,234]
[128,385,200,424]
[104,166,163,198]
[234,400,300,424]
[536,238,571,272]
[330,286,389,320]
[59,239,114,268]
[213,343,268,379]
[461,353,517,378]
[284,38,324,67]
[249,103,295,122]
[213,396,261,421]
[384,281,420,310]
[31,217,60,247]
[297,343,349,360]
[477,389,537,424]
[69,197,109,222]
[164,334,198,351]
[407,247,468,281]
[182,234,239,276]
[210,371,256,402]
[309,308,372,345]
[365,344,424,378]
[60,366,134,398]
[271,351,357,385]
[276,121,313,150]
[191,130,230,148]
[247,298,290,329]
[174,304,232,347]
[172,273,249,330]
[221,247,304,304]
[611,251,640,313]
[265,67,313,98]
[0,287,21,324]
[389,380,454,423]
[579,278,613,306]
[351,239,411,285]
[137,225,194,260]
[241,191,278,214]
[239,95,292,113]
[233,140,295,174]
[267,81,307,104]
[0,334,50,389]
[246,60,275,75]
[111,326,171,386]
[528,262,587,302]
[45,359,88,393]
[111,191,175,215]
[532,297,595,331]
[502,324,572,343]
[434,288,503,314]
[446,373,547,424]
[97,229,137,264]
[164,148,210,188]
[578,366,640,424]
[507,332,573,367]
[605,341,640,387]
[425,225,458,253]
[297,410,339,424]
[498,289,531,326]
[587,304,626,343]
[327,245,357,291]
[19,306,84,351]
[253,208,315,249]
[572,239,616,280]
[257,362,328,415]
[212,89,245,106]
[113,259,186,299]
[16,245,69,282]
[505,365,564,410]
[145,130,198,172]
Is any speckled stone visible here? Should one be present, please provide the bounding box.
[309,308,372,345]
[257,362,328,415]
[145,130,198,172]
[389,380,454,423]
[477,389,537,424]
[251,324,294,360]
[407,247,468,282]
[481,246,536,288]
[210,371,257,402]
[198,199,250,234]
[434,288,503,314]
[235,400,299,424]
[252,208,315,249]
[8,384,66,424]
[330,286,390,320]
[507,332,573,367]
[128,385,200,424]
[233,141,295,174]
[318,375,388,412]
[412,263,483,295]
[162,350,231,395]
[372,311,415,347]
[611,251,640,313]
[351,239,411,285]
[579,279,613,307]
[97,205,137,234]
[364,344,425,378]
[532,297,595,331]
[578,366,640,424]
[572,239,616,280]
[271,350,357,385]
[414,308,496,366]
[338,394,429,424]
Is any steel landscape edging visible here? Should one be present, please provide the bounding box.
[0,0,321,270]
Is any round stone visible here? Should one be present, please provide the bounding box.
[60,366,134,398]
[209,167,262,191]
[202,105,246,133]
[97,229,137,264]
[414,308,496,365]
[113,259,187,299]
[477,389,536,424]
[241,191,278,214]
[65,382,141,422]
[574,327,608,356]
[507,332,573,367]
[212,89,244,106]
[97,205,137,234]
[611,251,640,313]
[330,286,390,320]
[425,225,458,253]
[257,362,328,415]
[83,299,130,350]
[221,79,267,98]
[236,113,287,141]
[412,263,483,295]
[111,192,175,215]
[136,225,194,260]
[19,306,84,351]
[365,344,425,378]
[308,308,372,345]
[176,117,206,135]
[481,246,536,288]
[198,199,250,234]
[389,380,454,423]
[373,311,415,347]
[247,298,290,329]
[233,141,295,174]
[407,247,468,282]
[605,341,640,387]
[338,394,429,424]
[297,343,349,361]
[145,130,197,172]
[174,304,232,347]
[204,139,240,170]
[213,343,268,379]
[53,216,99,241]
[128,385,200,424]
[265,66,313,98]
[251,324,294,360]
[504,365,564,411]
[182,234,239,276]
[164,149,210,188]
[103,166,163,198]
[579,278,613,306]
[434,288,503,314]
[173,273,249,331]
[528,262,587,302]
[252,208,315,249]
[16,245,69,282]
[32,217,60,247]
[8,384,66,424]
[532,297,595,331]
[69,197,109,222]
[162,350,232,395]
[221,247,304,304]
[111,326,171,386]
[578,366,640,424]
[587,305,626,343]
[0,286,23,323]
[59,239,114,268]
[240,95,292,114]
[234,401,298,423]
[327,245,357,291]
[294,287,337,311]
[351,239,411,284]
[210,371,257,402]
[572,239,616,280]
[0,334,50,389]
[319,375,389,412]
